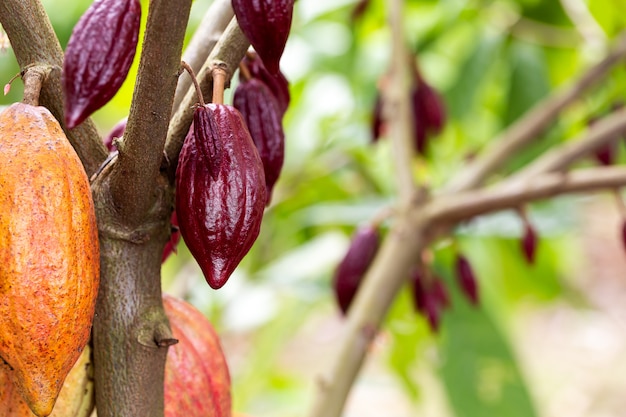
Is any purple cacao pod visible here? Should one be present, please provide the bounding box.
[233,78,285,204]
[63,0,141,128]
[521,222,538,264]
[102,117,127,152]
[593,143,615,166]
[455,255,479,305]
[371,92,383,142]
[176,104,267,289]
[411,78,446,154]
[232,0,294,75]
[410,269,426,312]
[333,225,380,314]
[242,53,290,115]
[431,277,450,309]
[423,296,441,332]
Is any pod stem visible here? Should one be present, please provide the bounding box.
[238,61,252,82]
[21,64,52,106]
[180,61,205,107]
[211,66,227,105]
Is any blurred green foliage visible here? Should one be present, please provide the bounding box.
[1,0,626,416]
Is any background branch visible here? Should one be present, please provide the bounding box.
[0,0,108,176]
[444,31,626,193]
[426,166,626,224]
[509,106,626,180]
[172,0,233,111]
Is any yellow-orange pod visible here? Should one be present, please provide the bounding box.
[0,103,99,417]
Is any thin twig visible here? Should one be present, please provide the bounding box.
[384,0,417,207]
[425,166,626,224]
[172,0,233,111]
[510,106,626,181]
[444,30,626,193]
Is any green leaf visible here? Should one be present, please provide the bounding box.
[437,268,539,417]
[445,29,503,119]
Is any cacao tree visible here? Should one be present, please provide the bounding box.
[1,0,626,416]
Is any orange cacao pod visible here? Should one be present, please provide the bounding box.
[0,103,100,416]
[163,294,231,417]
[0,346,95,417]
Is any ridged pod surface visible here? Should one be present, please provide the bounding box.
[176,104,266,289]
[233,78,285,204]
[163,294,231,417]
[0,346,95,417]
[0,103,100,416]
[232,0,294,74]
[63,0,141,128]
[241,53,290,116]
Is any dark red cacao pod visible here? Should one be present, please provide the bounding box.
[163,294,231,417]
[593,143,615,166]
[371,92,383,142]
[455,255,479,305]
[63,0,141,128]
[232,0,294,74]
[242,53,290,115]
[176,104,267,289]
[333,225,380,314]
[233,78,285,204]
[410,269,427,312]
[411,78,446,154]
[431,277,450,309]
[521,222,538,264]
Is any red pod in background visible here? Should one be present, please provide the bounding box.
[410,75,446,154]
[232,0,294,74]
[242,53,290,116]
[234,78,285,204]
[455,254,479,306]
[176,105,267,289]
[63,0,141,128]
[163,294,231,417]
[521,222,538,265]
[333,225,380,315]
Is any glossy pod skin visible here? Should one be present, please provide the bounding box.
[63,0,141,128]
[232,0,294,75]
[163,294,231,417]
[0,103,100,416]
[176,104,266,289]
[234,78,285,204]
[241,53,290,116]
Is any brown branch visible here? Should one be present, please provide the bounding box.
[91,1,192,416]
[109,0,193,226]
[307,216,428,417]
[444,30,626,193]
[0,0,108,176]
[425,166,626,224]
[384,0,417,207]
[509,106,626,180]
[172,0,234,111]
[164,17,250,177]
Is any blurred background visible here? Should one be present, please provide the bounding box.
[2,0,626,416]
